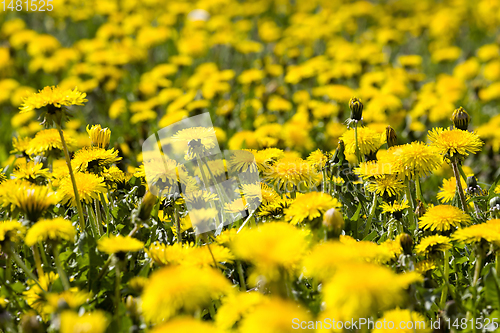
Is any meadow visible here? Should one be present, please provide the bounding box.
[1,0,500,332]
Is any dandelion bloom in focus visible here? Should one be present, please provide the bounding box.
[415,235,452,256]
[284,192,341,225]
[428,127,483,158]
[419,205,470,232]
[19,86,87,113]
[452,219,500,245]
[58,172,107,206]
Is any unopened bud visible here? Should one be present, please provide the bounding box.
[399,233,413,255]
[348,97,363,121]
[386,126,398,148]
[452,107,470,131]
[87,124,111,149]
[139,192,157,222]
[323,208,344,238]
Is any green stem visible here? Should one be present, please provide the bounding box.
[451,159,468,213]
[53,245,70,290]
[99,192,111,237]
[9,248,45,292]
[174,205,182,244]
[363,194,378,239]
[56,122,86,231]
[405,177,416,230]
[94,199,104,236]
[86,205,100,238]
[32,245,44,278]
[115,261,122,329]
[354,123,362,164]
[96,255,113,281]
[440,250,450,308]
[415,177,424,203]
[237,260,247,291]
[496,254,500,279]
[457,163,468,183]
[38,243,49,269]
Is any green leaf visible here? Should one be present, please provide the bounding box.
[484,268,500,309]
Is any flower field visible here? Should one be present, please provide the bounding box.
[2,0,500,332]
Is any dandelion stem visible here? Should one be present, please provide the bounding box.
[38,243,49,269]
[94,199,104,235]
[405,177,416,229]
[451,159,468,213]
[100,192,111,237]
[86,205,100,238]
[53,245,70,290]
[9,247,45,292]
[496,254,500,279]
[237,260,247,291]
[56,122,86,231]
[206,241,219,269]
[32,245,44,278]
[174,205,182,244]
[440,250,450,308]
[363,193,378,239]
[415,177,424,203]
[115,260,122,328]
[96,255,114,281]
[354,122,362,164]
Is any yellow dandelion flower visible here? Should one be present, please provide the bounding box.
[58,172,107,206]
[19,86,87,113]
[380,199,410,214]
[72,147,122,173]
[428,127,484,158]
[25,217,76,246]
[228,150,258,174]
[322,262,422,320]
[355,160,395,179]
[11,136,31,155]
[215,292,268,332]
[285,192,341,225]
[12,160,50,183]
[150,317,222,333]
[26,128,77,156]
[230,222,309,282]
[141,265,233,323]
[303,240,396,281]
[419,205,470,232]
[97,235,144,255]
[181,190,219,208]
[238,298,313,333]
[224,197,248,214]
[306,149,331,170]
[374,309,431,333]
[11,183,60,222]
[452,220,500,245]
[46,288,91,313]
[392,142,442,178]
[146,242,234,267]
[263,156,320,192]
[251,148,285,172]
[0,221,26,245]
[367,175,405,197]
[24,272,58,319]
[340,126,385,156]
[415,235,452,256]
[60,311,109,333]
[415,260,437,273]
[437,176,467,203]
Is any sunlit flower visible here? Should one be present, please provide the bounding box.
[24,272,58,319]
[25,217,76,246]
[285,192,341,225]
[58,172,107,206]
[263,157,320,192]
[367,175,405,197]
[86,124,111,149]
[97,235,144,255]
[171,126,218,159]
[452,220,500,246]
[12,160,50,183]
[215,292,268,331]
[0,221,26,246]
[380,199,410,214]
[11,183,60,222]
[26,128,77,156]
[72,147,122,174]
[391,142,442,178]
[428,127,484,158]
[419,205,470,232]
[415,235,452,256]
[146,242,234,267]
[340,126,384,156]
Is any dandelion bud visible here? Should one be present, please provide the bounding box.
[415,200,426,218]
[385,126,398,148]
[452,107,470,131]
[139,192,157,222]
[323,208,344,238]
[399,233,413,255]
[87,124,111,149]
[348,97,363,121]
